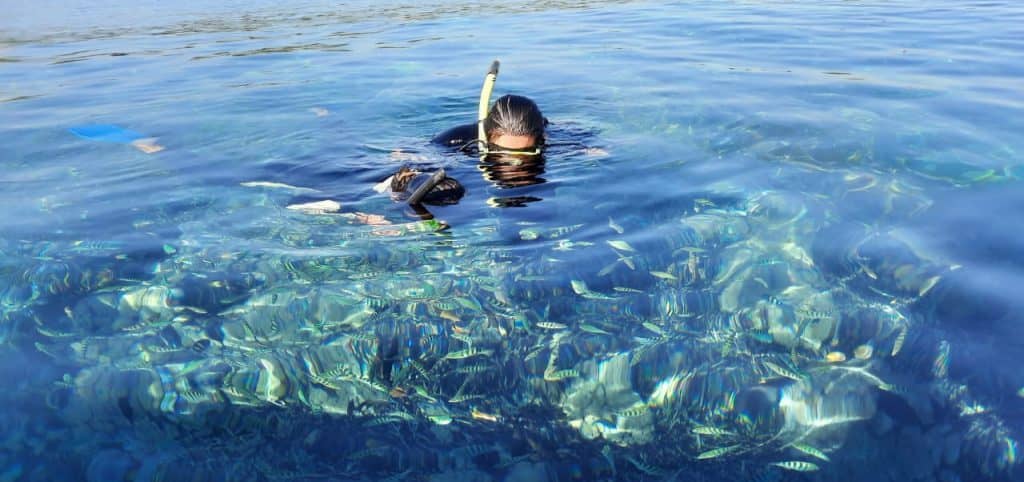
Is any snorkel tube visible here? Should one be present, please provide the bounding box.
[477,60,500,155]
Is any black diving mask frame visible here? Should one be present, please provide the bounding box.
[480,141,543,157]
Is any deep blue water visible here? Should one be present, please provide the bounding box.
[2,1,1024,481]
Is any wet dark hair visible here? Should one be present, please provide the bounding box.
[483,94,546,145]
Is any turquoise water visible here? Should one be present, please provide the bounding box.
[3,1,1024,480]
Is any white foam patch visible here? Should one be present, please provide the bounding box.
[286,200,341,214]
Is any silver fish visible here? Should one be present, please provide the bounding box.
[789,443,830,462]
[607,240,637,252]
[608,217,624,234]
[696,444,740,460]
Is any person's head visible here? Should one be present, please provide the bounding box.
[482,94,546,154]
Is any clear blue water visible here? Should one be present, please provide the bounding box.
[2,1,1024,480]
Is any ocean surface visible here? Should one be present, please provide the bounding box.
[2,1,1023,480]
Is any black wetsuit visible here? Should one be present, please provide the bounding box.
[431,123,479,150]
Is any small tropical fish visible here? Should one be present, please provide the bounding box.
[891,325,908,357]
[537,321,568,330]
[770,461,819,472]
[36,326,74,338]
[692,425,734,437]
[642,322,665,336]
[570,280,617,300]
[795,308,833,320]
[580,324,612,335]
[519,229,540,240]
[454,296,483,312]
[70,240,122,252]
[444,347,493,360]
[180,390,214,403]
[569,279,591,297]
[762,360,806,382]
[697,444,740,460]
[608,217,624,234]
[755,256,785,266]
[456,364,491,374]
[825,351,847,363]
[932,340,951,379]
[553,239,594,251]
[364,413,415,426]
[878,382,911,394]
[471,408,500,422]
[853,344,874,360]
[432,299,458,311]
[619,255,636,270]
[613,286,643,293]
[144,344,181,354]
[407,360,431,381]
[919,275,941,297]
[309,372,342,389]
[607,240,637,252]
[412,385,437,402]
[439,310,461,323]
[789,443,830,462]
[617,405,649,418]
[524,347,545,363]
[650,270,677,280]
[448,393,484,404]
[543,369,580,382]
[549,224,584,238]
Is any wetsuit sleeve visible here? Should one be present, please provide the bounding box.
[431,123,478,148]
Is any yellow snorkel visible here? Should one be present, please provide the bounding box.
[477,60,500,156]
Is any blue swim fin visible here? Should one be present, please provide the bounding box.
[69,124,145,144]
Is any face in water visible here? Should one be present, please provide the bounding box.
[489,133,537,152]
[483,94,546,156]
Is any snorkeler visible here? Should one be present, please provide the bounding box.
[433,61,548,158]
[288,61,546,224]
[375,60,548,209]
[432,60,552,202]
